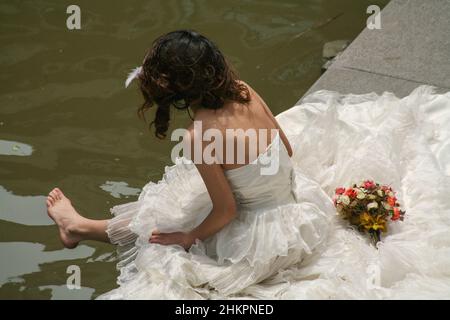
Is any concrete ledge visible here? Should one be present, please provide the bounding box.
[303,66,450,97]
[298,0,450,103]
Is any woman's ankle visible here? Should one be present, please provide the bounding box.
[67,216,91,240]
[71,218,110,242]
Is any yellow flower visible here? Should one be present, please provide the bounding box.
[360,212,386,232]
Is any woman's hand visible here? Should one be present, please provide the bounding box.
[149,230,196,250]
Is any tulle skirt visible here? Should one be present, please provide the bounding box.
[99,86,450,299]
[100,158,333,299]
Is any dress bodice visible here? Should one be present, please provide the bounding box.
[224,133,295,211]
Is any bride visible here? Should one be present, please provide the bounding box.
[46,30,450,299]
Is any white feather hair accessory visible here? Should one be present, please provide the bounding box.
[125,66,143,88]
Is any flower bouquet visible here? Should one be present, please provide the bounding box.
[333,180,405,246]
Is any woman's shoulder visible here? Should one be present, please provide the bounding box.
[186,79,258,137]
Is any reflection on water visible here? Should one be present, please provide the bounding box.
[0,0,390,299]
[0,242,95,299]
[38,285,95,300]
[0,185,51,226]
[0,140,33,156]
[100,181,141,199]
[0,242,94,286]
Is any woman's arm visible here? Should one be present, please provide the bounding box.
[149,130,237,250]
[189,161,237,241]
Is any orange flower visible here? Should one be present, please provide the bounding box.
[387,196,397,207]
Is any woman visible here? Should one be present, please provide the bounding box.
[47,30,450,299]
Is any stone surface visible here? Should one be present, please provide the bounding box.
[298,0,450,103]
[300,67,449,103]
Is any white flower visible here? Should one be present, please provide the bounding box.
[367,202,379,210]
[340,195,350,205]
[356,190,366,199]
[377,190,384,197]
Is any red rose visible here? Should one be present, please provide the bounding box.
[344,188,357,199]
[363,180,376,190]
[392,208,401,221]
[335,187,345,195]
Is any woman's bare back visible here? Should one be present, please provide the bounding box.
[189,81,293,171]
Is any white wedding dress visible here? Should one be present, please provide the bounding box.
[98,86,450,299]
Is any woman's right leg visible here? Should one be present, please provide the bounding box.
[46,188,111,248]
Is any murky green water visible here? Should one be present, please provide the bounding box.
[0,0,389,299]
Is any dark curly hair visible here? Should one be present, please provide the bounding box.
[137,30,251,139]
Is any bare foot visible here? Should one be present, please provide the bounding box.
[46,188,84,249]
